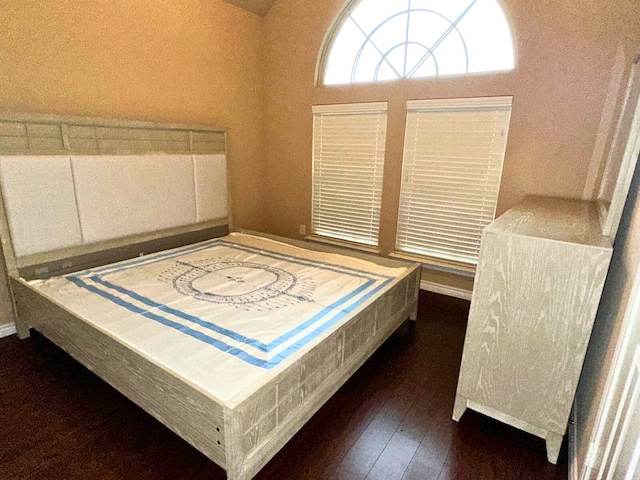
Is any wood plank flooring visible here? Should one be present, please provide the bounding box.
[0,291,569,479]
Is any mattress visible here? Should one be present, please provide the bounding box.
[28,233,406,403]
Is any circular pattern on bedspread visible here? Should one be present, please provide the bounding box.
[167,259,299,305]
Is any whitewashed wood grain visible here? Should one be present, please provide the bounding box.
[227,270,420,479]
[0,112,227,156]
[456,196,613,465]
[459,230,611,433]
[486,195,611,248]
[228,294,419,480]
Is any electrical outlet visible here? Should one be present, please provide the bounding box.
[299,224,306,236]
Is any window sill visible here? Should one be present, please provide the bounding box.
[389,251,476,277]
[305,235,381,255]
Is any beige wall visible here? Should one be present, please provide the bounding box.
[574,155,640,476]
[261,0,640,267]
[0,0,266,232]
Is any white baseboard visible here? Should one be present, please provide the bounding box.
[420,280,472,301]
[0,322,16,339]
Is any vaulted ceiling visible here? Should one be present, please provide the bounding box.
[222,0,278,17]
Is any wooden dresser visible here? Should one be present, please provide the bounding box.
[453,195,613,464]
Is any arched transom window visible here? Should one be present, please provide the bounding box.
[322,0,515,85]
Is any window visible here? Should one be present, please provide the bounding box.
[396,96,513,266]
[312,102,387,247]
[322,0,514,86]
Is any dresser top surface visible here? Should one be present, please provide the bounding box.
[486,196,612,249]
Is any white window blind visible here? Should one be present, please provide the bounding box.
[312,102,388,247]
[396,96,513,266]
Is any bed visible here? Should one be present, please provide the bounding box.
[0,113,421,480]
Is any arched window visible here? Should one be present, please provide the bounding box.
[321,0,515,85]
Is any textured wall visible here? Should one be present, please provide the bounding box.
[261,0,640,261]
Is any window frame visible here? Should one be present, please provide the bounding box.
[316,0,517,87]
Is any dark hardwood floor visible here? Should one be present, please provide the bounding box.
[0,291,568,479]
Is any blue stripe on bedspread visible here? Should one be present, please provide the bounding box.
[65,239,396,369]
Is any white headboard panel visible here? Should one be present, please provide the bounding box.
[0,156,83,257]
[72,155,197,244]
[0,154,229,259]
[195,154,229,222]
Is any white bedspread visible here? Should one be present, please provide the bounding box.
[29,233,406,403]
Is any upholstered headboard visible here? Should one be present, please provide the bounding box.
[0,113,230,279]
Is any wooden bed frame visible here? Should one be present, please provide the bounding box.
[0,113,421,480]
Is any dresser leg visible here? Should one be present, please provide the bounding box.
[452,394,468,422]
[545,432,563,465]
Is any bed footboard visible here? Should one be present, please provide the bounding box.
[223,266,420,480]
